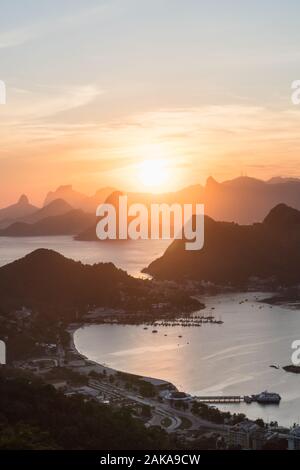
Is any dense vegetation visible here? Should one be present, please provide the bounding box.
[191,402,246,425]
[0,249,200,321]
[0,369,176,450]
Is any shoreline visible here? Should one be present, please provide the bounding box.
[65,291,300,427]
[67,322,176,389]
[66,291,279,393]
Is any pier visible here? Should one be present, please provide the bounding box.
[195,395,243,403]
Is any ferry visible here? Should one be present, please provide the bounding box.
[253,391,281,404]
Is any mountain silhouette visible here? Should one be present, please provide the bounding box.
[20,198,74,224]
[43,185,116,213]
[0,249,131,317]
[0,195,38,228]
[0,249,199,319]
[204,176,300,224]
[82,187,117,212]
[144,204,300,285]
[0,209,95,236]
[76,186,204,241]
[43,185,87,209]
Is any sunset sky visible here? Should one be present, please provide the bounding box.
[1,0,300,205]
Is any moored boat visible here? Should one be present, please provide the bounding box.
[252,391,281,404]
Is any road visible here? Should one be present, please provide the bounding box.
[88,379,228,434]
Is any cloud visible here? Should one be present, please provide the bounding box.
[0,3,118,49]
[1,84,103,121]
[0,26,37,49]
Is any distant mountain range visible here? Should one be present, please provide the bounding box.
[0,197,95,237]
[204,176,300,224]
[22,198,73,224]
[0,209,95,237]
[43,185,116,213]
[143,203,300,285]
[4,176,300,237]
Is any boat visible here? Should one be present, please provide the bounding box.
[253,391,281,404]
[152,330,158,333]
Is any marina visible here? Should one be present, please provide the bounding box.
[74,292,300,427]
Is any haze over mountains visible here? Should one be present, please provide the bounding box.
[0,195,38,229]
[43,185,116,213]
[0,197,95,236]
[204,176,300,224]
[0,210,95,237]
[3,176,300,237]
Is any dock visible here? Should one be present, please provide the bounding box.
[195,395,243,403]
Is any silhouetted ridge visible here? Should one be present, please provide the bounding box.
[0,209,95,236]
[144,204,300,285]
[263,203,300,228]
[0,249,130,317]
[0,249,200,323]
[204,175,300,224]
[0,195,38,227]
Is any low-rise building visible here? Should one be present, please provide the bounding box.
[228,420,279,450]
[228,420,261,449]
[288,426,300,450]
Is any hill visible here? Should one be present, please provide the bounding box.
[0,249,131,315]
[204,176,300,224]
[0,195,38,228]
[76,186,204,241]
[43,186,116,213]
[0,210,95,237]
[43,185,86,210]
[143,204,300,285]
[20,199,73,224]
[75,190,124,241]
[82,187,117,212]
[0,249,200,319]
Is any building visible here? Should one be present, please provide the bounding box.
[288,426,300,450]
[228,420,261,449]
[228,420,278,450]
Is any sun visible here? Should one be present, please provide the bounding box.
[138,159,169,189]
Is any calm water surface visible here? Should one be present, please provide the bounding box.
[0,236,170,277]
[74,292,300,427]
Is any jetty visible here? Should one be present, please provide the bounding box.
[195,395,243,403]
[194,390,281,405]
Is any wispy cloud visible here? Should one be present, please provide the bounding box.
[0,26,37,49]
[0,3,118,49]
[1,84,103,121]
